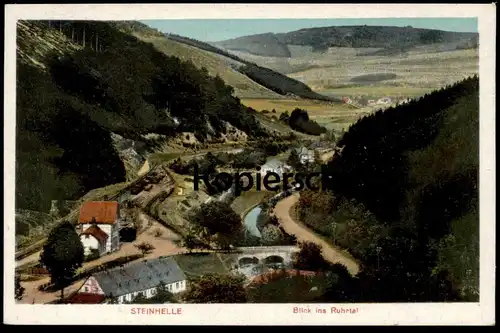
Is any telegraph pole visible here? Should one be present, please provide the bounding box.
[376,246,382,271]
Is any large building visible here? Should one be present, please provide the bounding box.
[293,147,315,165]
[78,201,121,256]
[260,159,292,176]
[74,257,188,304]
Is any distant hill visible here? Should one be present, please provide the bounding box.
[163,33,336,101]
[212,32,292,57]
[213,25,478,57]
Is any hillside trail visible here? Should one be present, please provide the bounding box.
[273,193,360,275]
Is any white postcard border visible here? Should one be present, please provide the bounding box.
[3,4,496,326]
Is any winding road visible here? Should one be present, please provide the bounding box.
[273,193,360,275]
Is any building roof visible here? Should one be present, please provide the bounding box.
[67,293,106,304]
[294,147,313,156]
[78,201,119,224]
[80,224,109,243]
[92,257,187,297]
[262,159,285,170]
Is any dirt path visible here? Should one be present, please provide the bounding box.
[16,250,42,269]
[273,194,360,275]
[137,159,150,176]
[320,150,336,163]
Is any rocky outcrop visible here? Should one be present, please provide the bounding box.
[110,133,147,180]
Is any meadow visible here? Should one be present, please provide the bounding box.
[231,47,479,101]
[241,98,370,132]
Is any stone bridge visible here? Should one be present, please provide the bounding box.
[234,246,300,267]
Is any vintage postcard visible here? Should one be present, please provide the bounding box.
[3,4,495,325]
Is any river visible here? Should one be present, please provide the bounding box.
[243,206,262,238]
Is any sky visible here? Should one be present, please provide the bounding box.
[141,18,478,42]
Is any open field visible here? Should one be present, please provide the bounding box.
[242,98,372,132]
[241,98,353,115]
[173,253,229,278]
[232,47,478,100]
[319,86,433,98]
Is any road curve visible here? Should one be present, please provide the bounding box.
[273,193,360,275]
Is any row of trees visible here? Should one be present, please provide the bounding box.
[279,108,327,136]
[42,21,104,52]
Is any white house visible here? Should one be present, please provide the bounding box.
[294,147,315,165]
[78,201,121,256]
[74,257,188,304]
[376,97,392,105]
[260,159,292,176]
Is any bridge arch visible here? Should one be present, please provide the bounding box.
[262,255,285,265]
[238,256,260,267]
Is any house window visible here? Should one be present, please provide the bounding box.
[84,287,89,292]
[85,235,89,239]
[176,282,179,288]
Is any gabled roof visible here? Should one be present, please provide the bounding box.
[92,257,187,297]
[78,201,119,224]
[80,224,109,243]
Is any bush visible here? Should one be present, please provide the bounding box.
[153,228,163,238]
[84,248,101,262]
[135,242,155,255]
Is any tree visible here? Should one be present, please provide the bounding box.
[151,281,175,303]
[191,201,242,236]
[184,273,247,303]
[261,224,284,246]
[315,263,358,302]
[181,232,199,253]
[130,292,148,304]
[287,149,301,170]
[40,221,84,298]
[15,274,25,301]
[106,293,119,304]
[279,111,290,123]
[293,241,328,271]
[134,242,155,256]
[247,270,323,303]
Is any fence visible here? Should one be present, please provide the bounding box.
[26,267,49,275]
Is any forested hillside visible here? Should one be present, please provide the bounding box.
[165,33,335,101]
[300,76,479,302]
[16,20,268,213]
[214,25,478,56]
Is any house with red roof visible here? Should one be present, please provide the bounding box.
[78,201,121,256]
